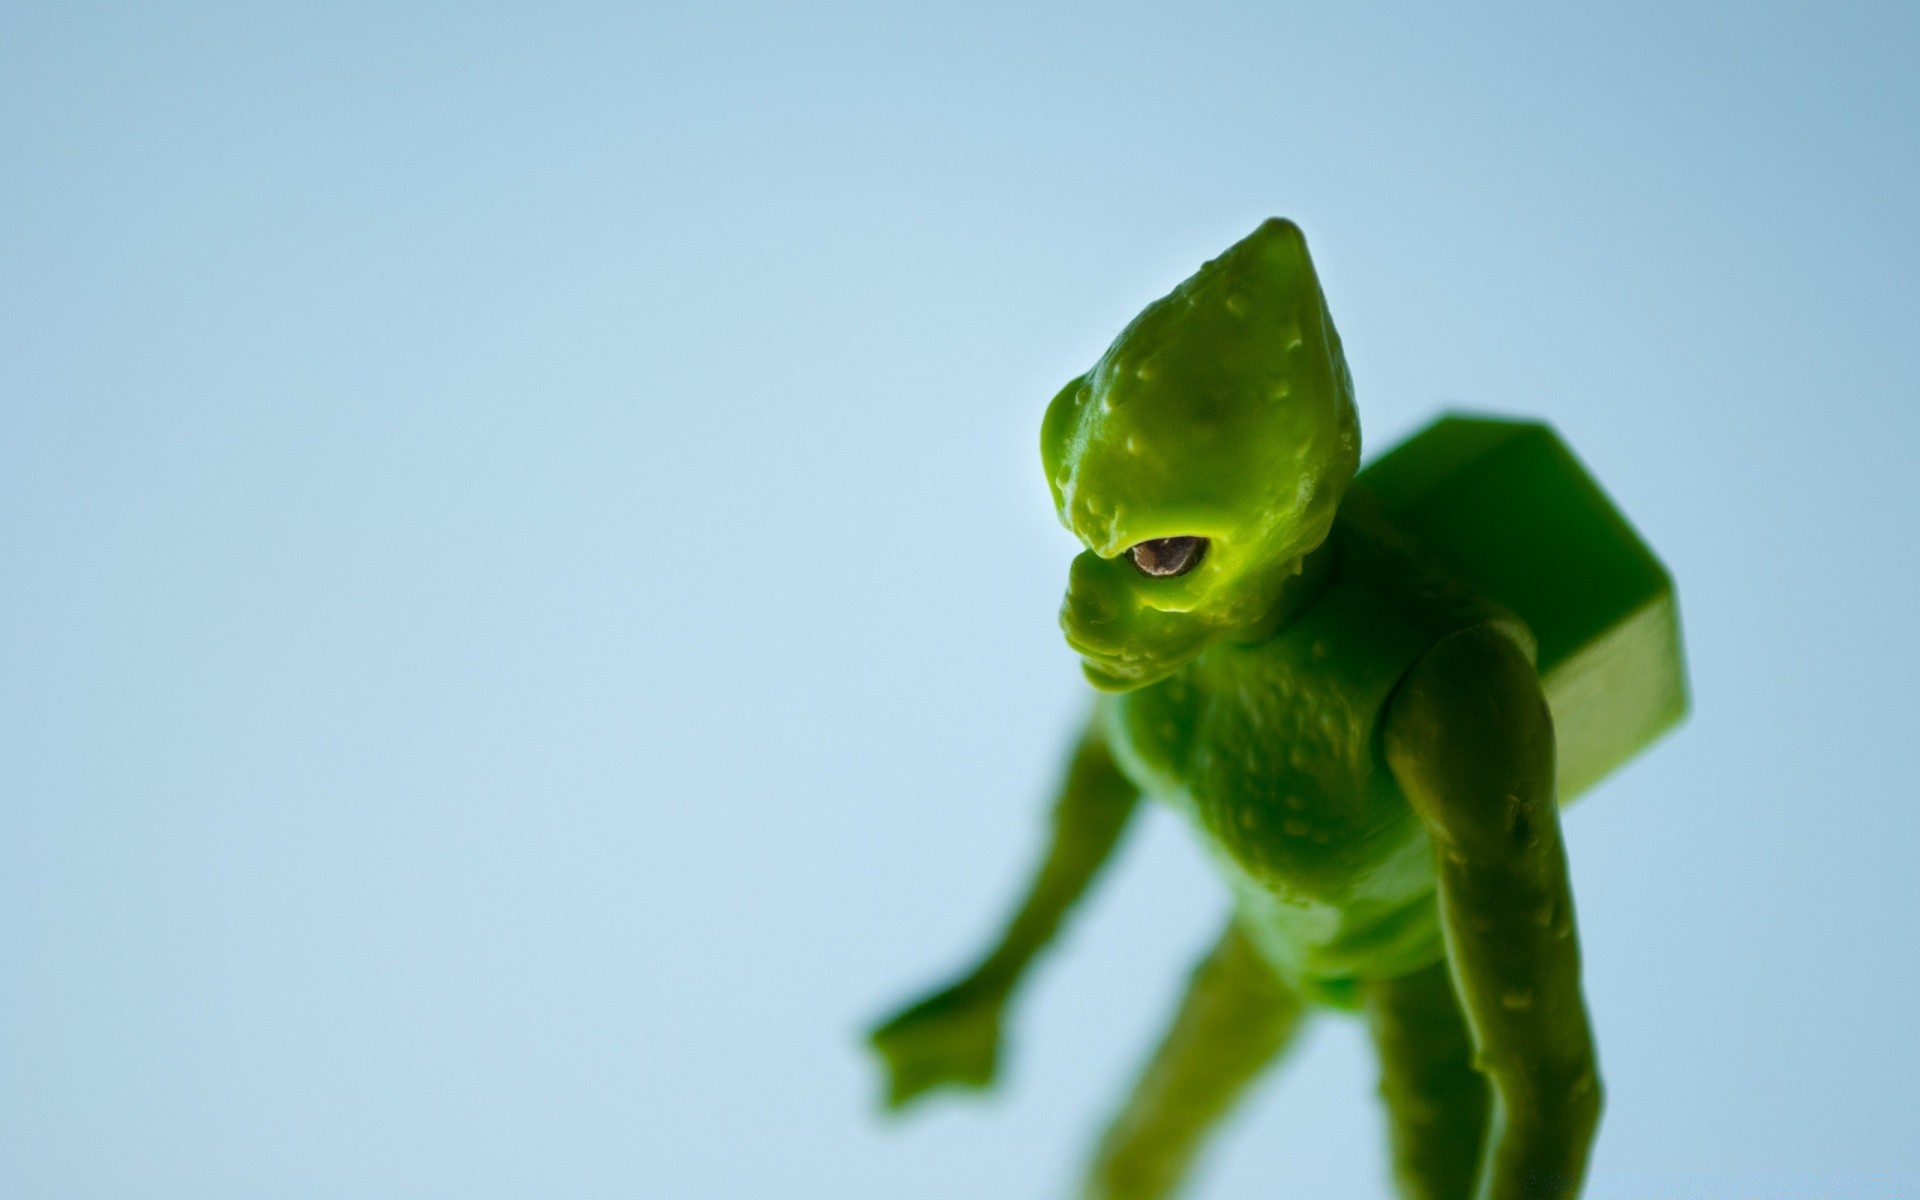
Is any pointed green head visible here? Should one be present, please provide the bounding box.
[1041,219,1360,691]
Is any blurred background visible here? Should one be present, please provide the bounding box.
[4,3,1917,1197]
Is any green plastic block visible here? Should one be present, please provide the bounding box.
[1355,415,1689,801]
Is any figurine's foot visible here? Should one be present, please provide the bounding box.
[867,979,1006,1111]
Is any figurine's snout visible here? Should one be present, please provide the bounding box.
[1059,551,1131,657]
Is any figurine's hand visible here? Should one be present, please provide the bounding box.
[867,977,1007,1111]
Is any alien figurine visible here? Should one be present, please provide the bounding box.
[869,219,1687,1200]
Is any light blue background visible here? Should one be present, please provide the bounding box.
[4,4,1917,1198]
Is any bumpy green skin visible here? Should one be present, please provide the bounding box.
[1041,219,1358,692]
[872,221,1616,1200]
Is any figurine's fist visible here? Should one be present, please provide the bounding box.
[867,978,1007,1111]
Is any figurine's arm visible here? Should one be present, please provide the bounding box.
[869,716,1141,1109]
[1384,625,1602,1200]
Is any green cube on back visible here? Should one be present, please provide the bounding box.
[1356,415,1688,801]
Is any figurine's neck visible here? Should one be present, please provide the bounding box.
[1236,535,1338,644]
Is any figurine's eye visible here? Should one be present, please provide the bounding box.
[1128,536,1208,578]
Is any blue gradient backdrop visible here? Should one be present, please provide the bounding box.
[3,4,1916,1197]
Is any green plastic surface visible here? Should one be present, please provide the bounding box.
[870,220,1688,1200]
[1354,416,1689,801]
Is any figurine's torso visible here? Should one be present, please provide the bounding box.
[1101,511,1516,1002]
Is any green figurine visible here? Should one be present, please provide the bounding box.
[869,220,1687,1200]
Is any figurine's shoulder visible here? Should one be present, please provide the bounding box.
[1346,414,1688,802]
[1327,496,1535,662]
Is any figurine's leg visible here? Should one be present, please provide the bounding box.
[1360,961,1492,1200]
[1080,921,1306,1200]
